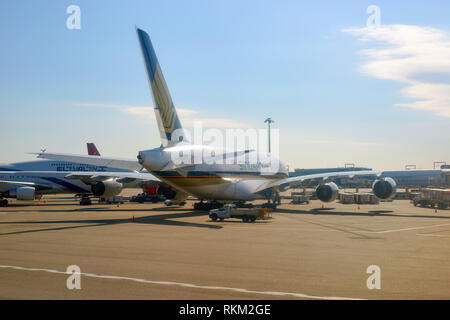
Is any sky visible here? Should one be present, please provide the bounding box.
[0,0,449,170]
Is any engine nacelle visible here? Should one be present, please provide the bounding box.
[315,182,339,203]
[372,177,397,199]
[91,180,123,198]
[11,187,36,200]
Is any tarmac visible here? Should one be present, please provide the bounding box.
[1,192,449,300]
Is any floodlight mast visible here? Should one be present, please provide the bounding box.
[264,118,274,153]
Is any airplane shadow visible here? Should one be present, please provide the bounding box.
[211,220,271,225]
[4,206,192,213]
[4,203,80,208]
[0,210,221,236]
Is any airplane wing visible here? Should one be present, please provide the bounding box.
[63,172,160,185]
[255,170,382,193]
[0,180,53,192]
[34,152,141,171]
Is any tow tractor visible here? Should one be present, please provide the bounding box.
[209,204,272,223]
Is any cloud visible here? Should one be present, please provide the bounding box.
[343,24,450,118]
[75,103,249,128]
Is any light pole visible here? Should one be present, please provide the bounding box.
[264,118,274,153]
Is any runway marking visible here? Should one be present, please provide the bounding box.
[416,233,450,238]
[365,223,450,234]
[0,264,363,300]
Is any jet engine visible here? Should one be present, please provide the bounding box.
[10,187,36,200]
[372,177,397,199]
[91,180,122,198]
[315,182,339,202]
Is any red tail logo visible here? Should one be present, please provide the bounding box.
[87,143,100,156]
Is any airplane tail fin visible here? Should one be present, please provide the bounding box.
[136,27,184,146]
[86,143,101,156]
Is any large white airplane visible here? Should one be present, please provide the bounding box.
[0,143,161,207]
[0,170,159,207]
[36,28,403,210]
[0,143,128,173]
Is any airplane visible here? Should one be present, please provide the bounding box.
[0,143,127,173]
[0,143,162,207]
[0,170,159,206]
[35,27,404,211]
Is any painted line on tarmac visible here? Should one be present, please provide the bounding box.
[0,264,363,300]
[365,223,450,234]
[416,233,450,238]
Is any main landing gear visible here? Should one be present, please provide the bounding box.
[193,201,223,211]
[0,199,8,207]
[79,195,92,206]
[262,190,281,211]
[262,202,277,210]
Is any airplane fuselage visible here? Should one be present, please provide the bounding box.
[138,145,288,201]
[0,171,91,195]
[0,171,145,197]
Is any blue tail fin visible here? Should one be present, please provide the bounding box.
[136,27,183,146]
